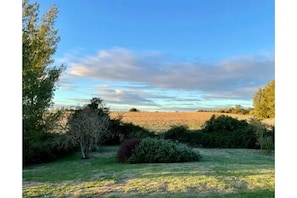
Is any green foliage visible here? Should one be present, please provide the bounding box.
[249,118,275,155]
[120,122,157,139]
[162,125,190,143]
[66,98,110,159]
[253,80,275,119]
[127,138,202,163]
[22,0,69,165]
[103,115,157,145]
[117,138,142,163]
[23,132,77,166]
[23,0,65,134]
[200,115,258,148]
[208,105,251,115]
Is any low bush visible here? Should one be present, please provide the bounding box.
[117,138,142,163]
[162,125,190,143]
[119,122,157,140]
[23,132,77,166]
[126,138,202,163]
[103,121,157,145]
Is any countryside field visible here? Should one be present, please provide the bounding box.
[23,146,274,198]
[110,112,254,132]
[23,111,275,197]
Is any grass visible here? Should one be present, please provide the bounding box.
[23,146,274,197]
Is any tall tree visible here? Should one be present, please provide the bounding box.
[253,80,275,119]
[22,0,64,134]
[23,0,67,165]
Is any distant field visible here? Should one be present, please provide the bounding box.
[110,112,254,133]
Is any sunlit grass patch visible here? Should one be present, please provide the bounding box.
[23,179,118,197]
[23,147,274,197]
[123,172,274,195]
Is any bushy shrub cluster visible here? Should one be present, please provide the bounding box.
[162,125,205,147]
[119,138,202,163]
[162,125,190,143]
[23,132,77,166]
[249,118,275,154]
[199,115,258,148]
[161,115,264,149]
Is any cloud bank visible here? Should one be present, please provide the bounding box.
[56,48,274,111]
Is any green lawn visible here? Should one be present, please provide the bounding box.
[23,146,274,197]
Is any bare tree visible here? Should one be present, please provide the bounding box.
[66,98,110,159]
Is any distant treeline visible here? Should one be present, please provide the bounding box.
[197,105,253,115]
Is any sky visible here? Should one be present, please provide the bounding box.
[37,0,275,112]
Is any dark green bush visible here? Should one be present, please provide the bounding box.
[249,118,275,154]
[103,121,157,145]
[162,125,190,143]
[23,132,77,166]
[119,122,157,140]
[126,138,202,163]
[102,118,123,145]
[162,125,204,147]
[200,115,258,148]
[117,138,142,163]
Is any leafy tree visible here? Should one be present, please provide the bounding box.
[23,0,64,134]
[253,80,275,119]
[66,98,110,159]
[23,0,67,164]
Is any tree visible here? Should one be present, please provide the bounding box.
[129,107,140,112]
[253,80,275,119]
[23,0,64,133]
[23,0,66,164]
[66,98,110,159]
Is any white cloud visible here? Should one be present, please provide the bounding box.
[55,48,274,110]
[66,48,274,92]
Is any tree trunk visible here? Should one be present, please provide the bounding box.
[80,142,88,159]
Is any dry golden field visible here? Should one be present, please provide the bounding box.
[110,112,254,133]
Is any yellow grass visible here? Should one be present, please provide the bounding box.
[110,112,253,133]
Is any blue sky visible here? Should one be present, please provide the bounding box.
[38,0,275,111]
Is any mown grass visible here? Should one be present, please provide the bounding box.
[23,146,274,197]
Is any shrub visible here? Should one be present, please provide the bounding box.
[126,138,202,163]
[23,132,77,166]
[120,122,157,140]
[117,138,142,163]
[162,125,190,143]
[200,115,258,148]
[249,118,275,154]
